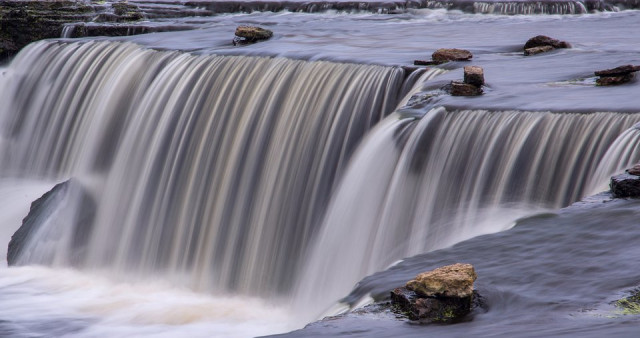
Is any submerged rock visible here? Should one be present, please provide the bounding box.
[594,65,639,86]
[432,48,473,63]
[463,66,484,87]
[391,263,477,323]
[523,35,571,50]
[7,179,96,266]
[524,45,554,56]
[596,73,634,86]
[449,81,483,96]
[610,173,640,198]
[233,26,273,45]
[615,290,640,315]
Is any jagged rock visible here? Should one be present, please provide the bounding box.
[523,35,571,50]
[463,66,484,87]
[233,26,273,45]
[432,48,472,63]
[595,65,640,77]
[524,45,554,56]
[596,73,634,86]
[391,263,477,322]
[449,81,483,96]
[7,179,96,266]
[610,173,640,198]
[626,164,640,176]
[406,263,477,298]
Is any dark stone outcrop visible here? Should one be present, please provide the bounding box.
[391,263,477,323]
[523,35,571,50]
[233,25,273,45]
[7,179,96,266]
[594,65,640,77]
[524,45,554,56]
[432,48,473,63]
[626,164,640,176]
[610,173,640,198]
[449,81,483,96]
[463,66,484,87]
[596,73,634,86]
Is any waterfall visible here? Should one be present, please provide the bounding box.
[472,1,589,14]
[0,40,421,295]
[294,107,640,317]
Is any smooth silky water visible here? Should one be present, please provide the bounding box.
[2,5,640,338]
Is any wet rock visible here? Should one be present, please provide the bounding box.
[615,289,640,315]
[414,59,439,66]
[594,65,640,77]
[432,48,473,63]
[610,173,640,198]
[596,73,634,86]
[523,35,571,50]
[449,81,483,96]
[463,66,484,87]
[233,25,273,45]
[391,263,477,322]
[524,45,554,56]
[7,179,96,266]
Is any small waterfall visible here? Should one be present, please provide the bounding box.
[473,1,588,14]
[294,108,640,317]
[587,123,640,193]
[0,40,423,296]
[61,25,76,38]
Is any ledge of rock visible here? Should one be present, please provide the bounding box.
[432,48,472,63]
[524,45,554,56]
[233,25,273,45]
[595,65,639,86]
[391,263,477,323]
[7,179,96,266]
[611,172,640,199]
[449,81,483,96]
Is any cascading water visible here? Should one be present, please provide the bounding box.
[294,107,640,317]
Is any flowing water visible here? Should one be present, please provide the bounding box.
[2,3,640,337]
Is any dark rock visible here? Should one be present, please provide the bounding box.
[610,173,640,198]
[431,48,472,63]
[449,81,483,96]
[594,65,640,77]
[523,35,571,50]
[414,60,439,66]
[627,164,640,176]
[463,66,484,87]
[233,25,273,45]
[596,73,634,86]
[524,45,554,56]
[7,179,96,266]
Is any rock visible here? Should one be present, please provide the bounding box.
[414,60,439,66]
[449,81,483,96]
[431,48,472,63]
[463,66,484,87]
[523,35,571,50]
[391,263,477,322]
[594,65,640,77]
[524,45,554,56]
[627,164,640,176]
[615,290,640,315]
[406,263,477,298]
[233,25,273,45]
[610,173,640,198]
[596,73,634,86]
[7,179,96,266]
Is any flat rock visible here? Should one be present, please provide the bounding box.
[627,164,640,176]
[611,173,640,198]
[463,66,484,86]
[524,45,554,56]
[234,25,273,44]
[432,48,472,63]
[595,65,640,77]
[449,81,483,96]
[406,263,477,298]
[523,35,571,50]
[596,73,634,86]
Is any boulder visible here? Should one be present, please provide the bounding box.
[524,45,554,56]
[431,48,472,63]
[596,73,634,86]
[595,65,640,77]
[406,263,477,298]
[610,173,640,198]
[233,25,273,45]
[391,263,477,323]
[449,81,483,96]
[463,66,484,87]
[7,179,96,266]
[523,35,571,50]
[626,164,640,176]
